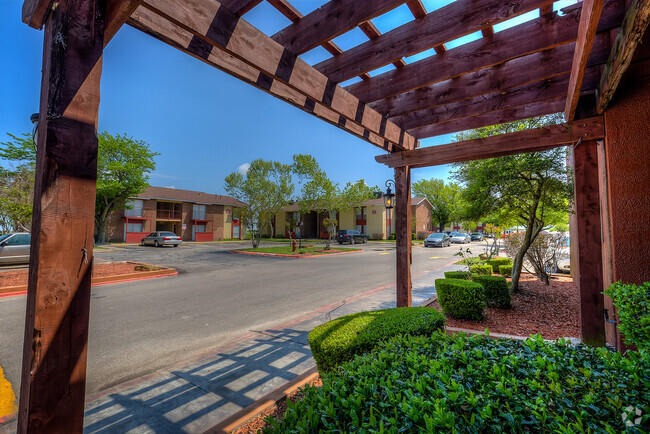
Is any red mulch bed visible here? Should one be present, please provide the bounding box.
[0,262,155,288]
[429,273,580,340]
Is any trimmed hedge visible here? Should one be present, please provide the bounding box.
[266,333,650,433]
[444,271,472,280]
[469,264,493,275]
[604,281,650,351]
[388,233,396,240]
[499,264,513,277]
[487,257,512,273]
[435,278,485,320]
[307,307,445,372]
[472,275,511,308]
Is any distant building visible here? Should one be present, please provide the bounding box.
[105,186,245,243]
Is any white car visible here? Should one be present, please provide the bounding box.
[451,233,471,244]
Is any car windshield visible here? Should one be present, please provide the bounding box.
[0,234,11,242]
[456,233,468,237]
[428,233,444,239]
[337,230,349,235]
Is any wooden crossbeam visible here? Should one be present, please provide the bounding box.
[221,0,263,15]
[393,69,600,130]
[358,21,406,69]
[371,34,612,118]
[375,117,605,168]
[597,0,650,113]
[267,0,301,21]
[130,1,416,151]
[565,0,605,120]
[315,0,555,83]
[346,0,624,103]
[406,0,426,18]
[105,0,143,45]
[22,0,51,28]
[271,0,406,55]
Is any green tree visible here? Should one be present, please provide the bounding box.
[0,133,36,232]
[225,159,294,248]
[452,114,573,292]
[292,154,375,248]
[412,178,462,232]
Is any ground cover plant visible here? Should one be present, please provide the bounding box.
[435,279,485,320]
[605,281,650,351]
[266,333,650,433]
[307,307,445,372]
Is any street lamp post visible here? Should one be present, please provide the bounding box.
[383,179,395,209]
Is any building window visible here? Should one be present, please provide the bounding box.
[193,204,206,220]
[127,222,143,232]
[195,224,207,232]
[125,199,143,217]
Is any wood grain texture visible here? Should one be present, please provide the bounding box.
[105,0,143,46]
[18,0,104,432]
[395,166,412,307]
[220,0,262,15]
[565,0,605,120]
[315,0,555,83]
[376,117,605,168]
[22,0,52,28]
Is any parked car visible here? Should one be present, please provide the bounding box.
[336,230,367,244]
[470,232,484,241]
[141,231,182,247]
[424,232,451,247]
[0,232,31,265]
[451,233,471,244]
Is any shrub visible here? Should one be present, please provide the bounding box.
[371,232,384,240]
[499,264,513,277]
[444,271,472,280]
[472,275,511,308]
[416,231,429,240]
[388,233,396,240]
[604,281,650,351]
[487,257,512,273]
[307,307,445,372]
[435,278,485,320]
[469,264,492,275]
[266,333,650,433]
[411,232,416,240]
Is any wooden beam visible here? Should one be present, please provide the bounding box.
[409,97,567,138]
[565,0,605,120]
[22,0,52,29]
[130,1,416,151]
[572,140,606,346]
[105,0,143,45]
[395,166,412,307]
[406,0,427,18]
[371,33,612,118]
[315,0,555,83]
[220,0,263,15]
[597,0,650,113]
[271,0,406,55]
[346,0,624,103]
[376,117,605,168]
[358,21,406,69]
[18,0,105,432]
[267,0,301,22]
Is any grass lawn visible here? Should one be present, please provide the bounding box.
[238,245,361,255]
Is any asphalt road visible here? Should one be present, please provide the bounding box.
[0,239,484,396]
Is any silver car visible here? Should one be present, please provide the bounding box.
[141,231,182,247]
[451,233,471,244]
[0,232,31,265]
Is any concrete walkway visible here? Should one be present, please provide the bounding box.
[0,262,465,434]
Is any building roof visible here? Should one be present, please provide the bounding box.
[134,186,245,207]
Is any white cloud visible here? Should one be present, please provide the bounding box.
[237,163,250,174]
[165,185,175,189]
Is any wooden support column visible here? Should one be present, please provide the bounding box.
[394,166,412,307]
[18,0,105,432]
[572,139,606,347]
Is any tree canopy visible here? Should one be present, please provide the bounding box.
[412,178,463,231]
[0,133,36,232]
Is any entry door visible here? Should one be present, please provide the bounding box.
[233,225,240,239]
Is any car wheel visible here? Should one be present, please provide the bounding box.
[141,240,145,246]
[350,238,355,245]
[363,237,367,243]
[338,241,343,245]
[154,240,160,247]
[173,244,179,248]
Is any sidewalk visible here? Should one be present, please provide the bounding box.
[0,261,465,434]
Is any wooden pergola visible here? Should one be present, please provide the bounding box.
[18,0,650,431]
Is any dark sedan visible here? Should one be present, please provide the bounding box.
[336,230,367,244]
[424,233,451,247]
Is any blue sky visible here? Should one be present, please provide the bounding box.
[0,0,577,195]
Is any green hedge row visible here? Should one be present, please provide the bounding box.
[435,278,485,320]
[307,307,445,372]
[487,257,512,273]
[499,265,513,277]
[469,264,492,276]
[472,275,511,308]
[605,281,650,351]
[267,333,650,433]
[443,271,472,280]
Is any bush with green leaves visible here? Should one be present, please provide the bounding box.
[472,275,511,308]
[444,271,471,280]
[388,233,396,240]
[308,307,445,372]
[266,333,650,433]
[487,257,512,273]
[469,264,492,276]
[605,281,650,351]
[435,278,485,320]
[499,264,513,277]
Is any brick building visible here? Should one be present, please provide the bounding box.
[105,186,245,243]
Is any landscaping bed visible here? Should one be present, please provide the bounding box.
[429,273,580,340]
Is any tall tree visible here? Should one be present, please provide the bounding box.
[452,114,573,291]
[225,159,294,248]
[0,133,36,232]
[412,178,462,232]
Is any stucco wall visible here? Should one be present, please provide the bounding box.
[338,209,355,230]
[366,205,386,239]
[223,206,232,238]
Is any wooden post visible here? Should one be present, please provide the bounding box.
[18,0,105,432]
[572,139,606,346]
[394,166,412,307]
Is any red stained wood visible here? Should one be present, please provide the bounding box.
[346,0,623,103]
[572,140,606,346]
[565,0,604,120]
[395,166,412,307]
[105,0,143,46]
[220,0,263,15]
[405,0,426,18]
[18,0,104,432]
[22,0,52,29]
[267,0,301,22]
[271,0,405,55]
[315,0,555,83]
[376,117,605,169]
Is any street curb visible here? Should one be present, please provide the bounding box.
[229,249,363,258]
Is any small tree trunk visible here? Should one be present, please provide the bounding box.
[95,218,107,244]
[511,220,543,292]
